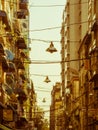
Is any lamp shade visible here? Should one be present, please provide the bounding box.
[44,76,51,83]
[46,41,57,53]
[42,98,46,103]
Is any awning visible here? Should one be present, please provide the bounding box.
[5,49,14,61]
[0,124,12,130]
[0,10,11,31]
[15,37,27,49]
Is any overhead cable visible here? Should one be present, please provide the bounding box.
[29,20,89,32]
[28,56,90,64]
[31,38,79,43]
[29,1,94,7]
[35,89,51,92]
[0,20,93,35]
[30,4,65,7]
[5,0,94,7]
[30,74,60,77]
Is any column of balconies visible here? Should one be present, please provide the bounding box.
[0,0,35,129]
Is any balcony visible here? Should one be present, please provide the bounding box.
[15,37,27,49]
[20,73,26,81]
[55,97,62,102]
[55,87,60,92]
[2,83,13,95]
[14,87,27,104]
[16,10,28,19]
[8,62,16,72]
[13,58,25,70]
[6,73,14,84]
[20,51,28,59]
[13,20,20,35]
[0,10,11,31]
[19,0,28,10]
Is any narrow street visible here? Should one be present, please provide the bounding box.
[0,0,98,130]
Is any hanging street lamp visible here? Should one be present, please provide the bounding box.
[42,98,46,103]
[44,76,51,83]
[46,41,57,53]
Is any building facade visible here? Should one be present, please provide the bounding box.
[0,0,37,129]
[50,82,64,130]
[60,0,98,130]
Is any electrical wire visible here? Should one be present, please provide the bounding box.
[29,1,95,7]
[1,20,94,40]
[3,0,97,116]
[31,38,80,43]
[27,106,64,113]
[11,90,96,115]
[35,89,51,92]
[1,33,80,43]
[15,55,95,65]
[19,84,97,114]
[35,86,51,89]
[5,0,95,7]
[16,92,87,113]
[28,20,89,32]
[28,56,90,64]
[30,4,65,7]
[30,74,60,77]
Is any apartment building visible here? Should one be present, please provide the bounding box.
[61,0,80,129]
[50,82,64,130]
[0,0,35,129]
[60,0,98,129]
[78,0,98,129]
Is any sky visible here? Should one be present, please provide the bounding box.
[29,0,66,119]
